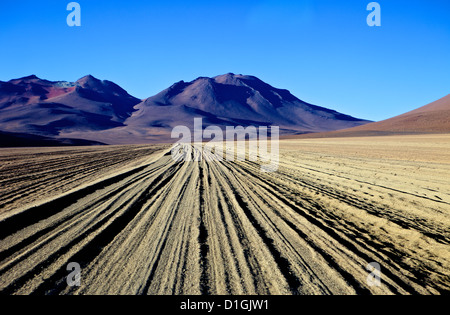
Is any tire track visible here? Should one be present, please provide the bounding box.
[0,143,448,295]
[0,154,181,294]
[228,160,422,294]
[229,159,448,294]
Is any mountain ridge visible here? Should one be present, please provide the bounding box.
[124,73,370,143]
[0,74,141,140]
[287,94,450,139]
[1,73,372,145]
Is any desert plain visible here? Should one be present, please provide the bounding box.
[0,134,449,295]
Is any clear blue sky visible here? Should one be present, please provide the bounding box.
[0,0,449,121]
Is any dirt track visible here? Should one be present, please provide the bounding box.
[0,136,449,295]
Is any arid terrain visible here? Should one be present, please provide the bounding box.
[0,135,449,295]
[289,94,450,139]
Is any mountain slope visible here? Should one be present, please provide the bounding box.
[1,73,371,145]
[0,75,141,137]
[123,73,370,141]
[290,94,450,139]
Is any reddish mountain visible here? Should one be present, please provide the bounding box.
[0,75,141,138]
[1,73,371,145]
[125,73,370,139]
[291,94,450,139]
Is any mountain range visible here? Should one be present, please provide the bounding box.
[0,75,140,138]
[20,71,450,146]
[0,73,372,146]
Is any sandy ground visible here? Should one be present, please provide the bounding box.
[0,135,449,295]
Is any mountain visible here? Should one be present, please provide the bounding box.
[291,94,450,139]
[0,73,371,145]
[0,74,141,139]
[118,73,370,143]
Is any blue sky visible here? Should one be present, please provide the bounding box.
[0,0,449,121]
